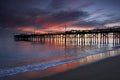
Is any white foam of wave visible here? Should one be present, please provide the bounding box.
[0,45,120,77]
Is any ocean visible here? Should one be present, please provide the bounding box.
[0,36,120,78]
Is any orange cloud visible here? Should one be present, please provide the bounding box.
[17,26,46,34]
[16,19,93,34]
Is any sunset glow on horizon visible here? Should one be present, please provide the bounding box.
[0,0,120,34]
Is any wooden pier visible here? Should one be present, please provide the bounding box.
[14,27,120,45]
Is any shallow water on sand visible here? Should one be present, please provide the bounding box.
[0,37,120,78]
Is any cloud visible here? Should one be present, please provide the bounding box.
[72,20,104,28]
[0,0,120,33]
[0,7,89,30]
[51,0,67,9]
[104,22,120,27]
[90,8,104,14]
[0,0,91,31]
[50,0,93,10]
[0,8,50,27]
[49,10,88,23]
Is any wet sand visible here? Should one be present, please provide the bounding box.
[1,55,120,80]
[38,55,120,80]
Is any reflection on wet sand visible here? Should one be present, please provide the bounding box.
[24,48,120,78]
[2,48,120,80]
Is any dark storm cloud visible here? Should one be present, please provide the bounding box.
[0,0,89,29]
[0,0,50,15]
[49,10,89,23]
[0,0,120,33]
[73,13,120,28]
[90,8,104,14]
[101,0,120,9]
[0,10,33,27]
[0,0,52,27]
[73,12,120,28]
[0,8,50,28]
[73,20,103,28]
[0,0,91,29]
[51,0,68,9]
[26,9,50,17]
[50,0,93,9]
[103,16,120,26]
[0,0,49,9]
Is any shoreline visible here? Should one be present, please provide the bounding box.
[38,55,120,80]
[0,47,119,78]
[1,54,120,80]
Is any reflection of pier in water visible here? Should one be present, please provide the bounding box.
[14,27,120,45]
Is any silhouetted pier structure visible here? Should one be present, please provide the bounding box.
[14,27,120,45]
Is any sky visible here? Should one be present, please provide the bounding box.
[0,0,120,35]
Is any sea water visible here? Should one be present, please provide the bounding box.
[0,36,120,77]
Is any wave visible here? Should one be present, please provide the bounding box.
[0,46,120,77]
